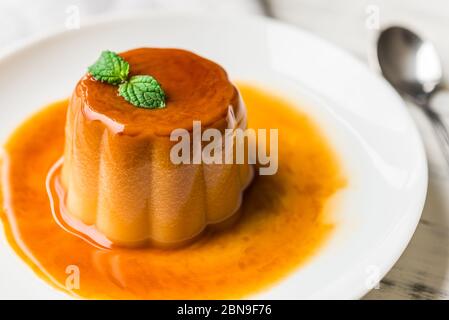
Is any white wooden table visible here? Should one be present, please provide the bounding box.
[268,0,449,299]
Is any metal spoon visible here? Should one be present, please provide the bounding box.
[376,26,449,166]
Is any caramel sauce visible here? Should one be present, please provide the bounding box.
[81,48,237,136]
[0,83,346,299]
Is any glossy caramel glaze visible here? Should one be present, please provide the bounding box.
[0,83,346,299]
[62,48,251,246]
[80,48,238,136]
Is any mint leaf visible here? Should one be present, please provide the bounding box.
[87,51,167,109]
[118,75,166,109]
[88,51,129,85]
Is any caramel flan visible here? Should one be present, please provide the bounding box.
[61,48,253,247]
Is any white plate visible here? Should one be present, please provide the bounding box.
[0,12,427,299]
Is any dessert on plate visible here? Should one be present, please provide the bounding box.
[0,46,344,299]
[61,48,253,246]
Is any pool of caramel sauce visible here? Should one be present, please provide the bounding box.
[0,83,346,299]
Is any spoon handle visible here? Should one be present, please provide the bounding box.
[425,108,449,167]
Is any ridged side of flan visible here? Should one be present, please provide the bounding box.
[60,48,253,246]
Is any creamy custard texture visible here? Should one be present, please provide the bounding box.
[0,83,346,299]
[62,48,251,246]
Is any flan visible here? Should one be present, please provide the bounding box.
[60,48,253,247]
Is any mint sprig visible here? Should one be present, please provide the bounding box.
[88,51,129,85]
[87,50,166,109]
[119,75,166,109]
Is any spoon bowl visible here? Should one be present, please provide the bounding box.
[376,25,449,166]
[377,26,443,101]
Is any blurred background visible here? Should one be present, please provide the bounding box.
[2,0,449,73]
[1,0,449,300]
